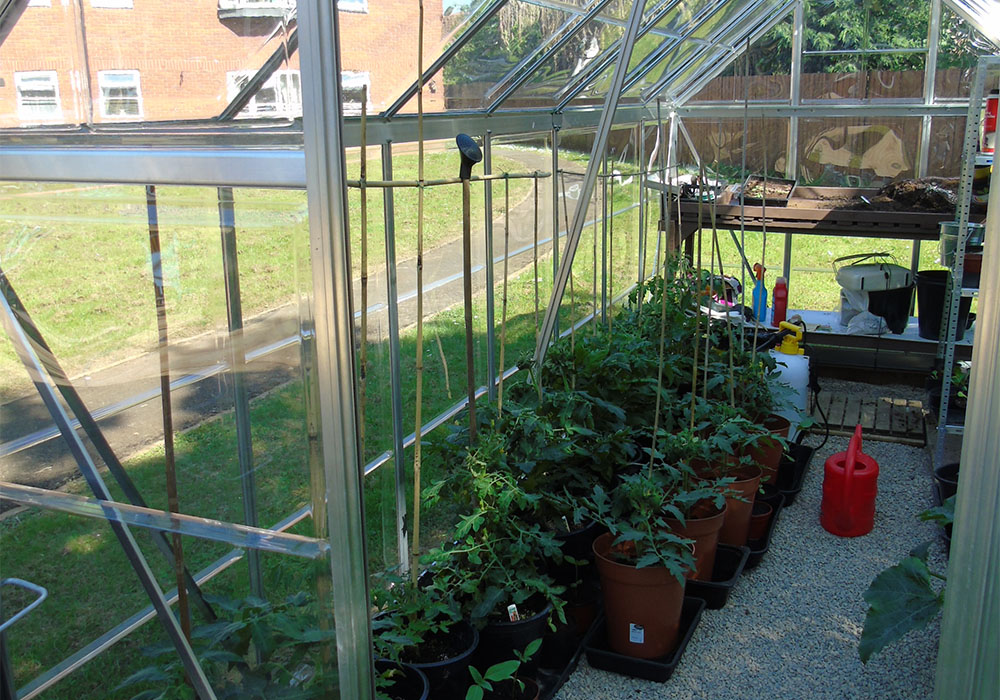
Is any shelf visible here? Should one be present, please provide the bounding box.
[962,287,979,297]
[944,424,965,435]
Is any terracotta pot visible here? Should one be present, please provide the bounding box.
[750,414,791,483]
[592,532,686,659]
[718,465,762,547]
[664,500,726,581]
[748,500,773,541]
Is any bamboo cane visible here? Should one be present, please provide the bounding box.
[700,161,712,401]
[559,169,576,377]
[411,0,426,582]
[608,161,615,333]
[690,168,703,431]
[346,171,549,188]
[145,185,191,641]
[434,327,452,400]
[359,87,369,464]
[650,158,674,470]
[532,175,540,336]
[497,175,511,414]
[457,134,482,443]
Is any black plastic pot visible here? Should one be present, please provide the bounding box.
[916,270,971,341]
[549,520,605,587]
[775,443,815,506]
[686,544,750,610]
[404,620,479,698]
[745,491,785,570]
[867,284,914,335]
[477,604,551,678]
[934,462,960,502]
[584,598,706,682]
[374,659,430,700]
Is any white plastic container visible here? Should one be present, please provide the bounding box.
[769,328,810,442]
[834,262,912,292]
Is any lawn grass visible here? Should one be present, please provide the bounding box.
[0,150,532,404]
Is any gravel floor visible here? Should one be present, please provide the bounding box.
[556,390,948,700]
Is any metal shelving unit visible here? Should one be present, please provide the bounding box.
[935,56,1000,454]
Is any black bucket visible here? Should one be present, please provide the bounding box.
[916,270,971,341]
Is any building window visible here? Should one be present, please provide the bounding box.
[341,71,371,115]
[226,69,302,118]
[98,70,142,119]
[27,1,53,7]
[15,71,61,121]
[91,0,134,8]
[338,0,368,13]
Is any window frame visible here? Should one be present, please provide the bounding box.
[14,70,62,122]
[90,0,134,8]
[225,69,303,118]
[340,71,372,116]
[97,70,143,120]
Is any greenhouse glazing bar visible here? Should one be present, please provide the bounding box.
[298,0,374,696]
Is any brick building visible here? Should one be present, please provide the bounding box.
[0,0,445,128]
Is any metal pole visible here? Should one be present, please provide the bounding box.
[534,0,650,366]
[381,141,409,570]
[0,268,217,700]
[458,133,483,440]
[217,186,263,599]
[785,2,804,285]
[552,121,561,338]
[602,143,609,319]
[297,0,374,696]
[484,131,497,402]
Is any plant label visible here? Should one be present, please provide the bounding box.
[629,623,644,644]
[507,604,520,622]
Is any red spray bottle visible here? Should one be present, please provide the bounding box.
[772,277,788,327]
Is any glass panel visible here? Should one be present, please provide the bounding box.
[0,179,343,697]
[801,0,928,101]
[440,0,581,110]
[927,116,967,176]
[686,17,793,102]
[499,0,636,110]
[934,4,1000,100]
[796,117,922,186]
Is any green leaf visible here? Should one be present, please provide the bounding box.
[468,666,484,685]
[116,666,171,690]
[859,556,944,663]
[523,637,543,659]
[484,660,520,682]
[466,687,484,700]
[635,552,662,569]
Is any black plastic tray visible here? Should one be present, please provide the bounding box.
[775,443,815,506]
[742,175,796,207]
[686,544,751,609]
[744,492,785,570]
[584,598,706,682]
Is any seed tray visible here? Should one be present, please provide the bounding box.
[686,544,751,609]
[584,598,706,683]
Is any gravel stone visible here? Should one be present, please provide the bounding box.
[556,412,947,700]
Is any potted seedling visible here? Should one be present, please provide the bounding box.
[465,638,542,700]
[576,467,697,659]
[371,567,471,699]
[423,430,567,674]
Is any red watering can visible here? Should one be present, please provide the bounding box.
[821,425,879,537]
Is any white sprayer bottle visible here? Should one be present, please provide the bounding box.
[769,321,810,442]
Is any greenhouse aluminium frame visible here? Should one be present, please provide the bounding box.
[1,0,999,698]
